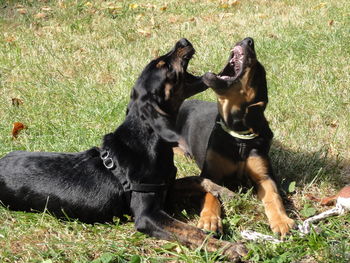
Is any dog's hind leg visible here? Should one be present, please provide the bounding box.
[131,191,246,262]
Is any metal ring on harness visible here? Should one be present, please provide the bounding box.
[100,148,169,194]
[100,150,114,169]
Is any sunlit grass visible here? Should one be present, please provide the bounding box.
[1,0,349,262]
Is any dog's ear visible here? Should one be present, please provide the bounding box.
[244,102,269,134]
[140,100,182,144]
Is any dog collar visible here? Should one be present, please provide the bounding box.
[217,120,258,140]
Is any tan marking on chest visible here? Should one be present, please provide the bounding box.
[206,150,238,179]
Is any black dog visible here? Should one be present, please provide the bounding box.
[176,38,294,236]
[0,39,246,261]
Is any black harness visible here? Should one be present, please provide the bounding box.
[99,149,168,204]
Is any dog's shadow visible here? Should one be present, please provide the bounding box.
[270,140,348,191]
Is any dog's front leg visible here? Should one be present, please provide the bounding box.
[130,191,246,262]
[246,156,295,236]
[169,176,235,234]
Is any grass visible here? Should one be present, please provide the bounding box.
[0,0,349,262]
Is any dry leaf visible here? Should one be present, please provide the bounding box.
[230,0,240,5]
[129,3,139,9]
[325,120,338,128]
[17,8,27,14]
[314,2,327,9]
[258,14,268,19]
[137,28,151,37]
[4,36,16,43]
[12,98,23,106]
[58,1,66,8]
[34,12,47,19]
[41,6,52,12]
[168,16,178,23]
[268,33,278,39]
[12,122,27,139]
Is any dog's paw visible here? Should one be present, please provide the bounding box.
[197,212,223,234]
[270,216,295,237]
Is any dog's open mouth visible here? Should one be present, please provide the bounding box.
[217,45,245,81]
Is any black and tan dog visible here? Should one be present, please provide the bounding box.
[0,39,246,261]
[176,38,295,236]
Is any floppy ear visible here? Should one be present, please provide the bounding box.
[244,102,270,135]
[140,100,182,144]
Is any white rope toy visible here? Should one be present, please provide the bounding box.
[241,185,350,242]
[241,230,282,244]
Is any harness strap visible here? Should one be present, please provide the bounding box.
[100,149,168,194]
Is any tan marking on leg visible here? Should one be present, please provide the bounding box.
[162,219,247,261]
[246,156,294,236]
[197,193,222,233]
[173,146,185,156]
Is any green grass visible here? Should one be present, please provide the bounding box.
[0,0,349,262]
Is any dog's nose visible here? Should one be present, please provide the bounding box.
[177,38,192,48]
[243,37,254,47]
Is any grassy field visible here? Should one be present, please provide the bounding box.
[0,0,349,262]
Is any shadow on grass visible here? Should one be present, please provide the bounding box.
[270,140,347,191]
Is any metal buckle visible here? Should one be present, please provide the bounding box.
[100,150,114,169]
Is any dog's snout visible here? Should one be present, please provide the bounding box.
[243,37,254,47]
[178,38,192,48]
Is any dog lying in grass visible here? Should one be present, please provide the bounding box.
[0,39,246,261]
[176,37,295,236]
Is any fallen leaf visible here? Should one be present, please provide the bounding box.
[17,8,27,14]
[12,122,28,139]
[4,36,16,43]
[41,7,52,12]
[314,2,327,9]
[34,12,46,19]
[230,0,240,5]
[268,33,278,39]
[58,1,66,8]
[129,3,139,9]
[325,120,338,128]
[137,28,151,37]
[11,98,23,106]
[168,16,178,23]
[258,14,268,19]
